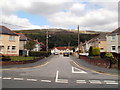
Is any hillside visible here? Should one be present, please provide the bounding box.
[14,29,105,49]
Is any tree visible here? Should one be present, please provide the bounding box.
[24,40,36,51]
[89,46,93,56]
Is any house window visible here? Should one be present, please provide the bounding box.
[112,46,116,51]
[9,36,15,41]
[0,34,2,40]
[12,46,16,51]
[111,35,115,41]
[7,46,10,51]
[100,48,104,50]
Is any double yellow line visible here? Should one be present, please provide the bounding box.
[72,61,119,77]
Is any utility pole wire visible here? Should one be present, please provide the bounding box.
[78,25,80,58]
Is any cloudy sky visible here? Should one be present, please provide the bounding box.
[0,0,119,31]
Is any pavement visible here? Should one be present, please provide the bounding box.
[1,55,54,69]
[70,55,119,76]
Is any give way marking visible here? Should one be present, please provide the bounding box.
[55,70,68,83]
[72,66,87,74]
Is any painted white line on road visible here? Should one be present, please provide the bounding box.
[106,82,118,85]
[104,80,116,82]
[76,80,86,84]
[2,77,12,80]
[41,80,51,82]
[72,67,87,74]
[0,77,1,79]
[26,79,37,82]
[89,80,102,84]
[56,79,68,83]
[104,80,118,85]
[55,70,68,83]
[13,78,24,80]
[55,70,59,82]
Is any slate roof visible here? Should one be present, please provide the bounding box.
[0,26,18,36]
[108,27,120,36]
[17,33,27,41]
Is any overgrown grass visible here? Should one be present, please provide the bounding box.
[10,56,35,61]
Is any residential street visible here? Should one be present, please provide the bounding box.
[1,55,119,88]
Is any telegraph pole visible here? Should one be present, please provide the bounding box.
[46,29,49,52]
[78,25,80,58]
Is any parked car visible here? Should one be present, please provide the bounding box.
[54,52,58,55]
[63,52,69,57]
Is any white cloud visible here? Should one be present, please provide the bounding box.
[0,0,118,31]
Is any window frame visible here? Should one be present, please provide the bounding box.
[12,46,16,51]
[111,35,116,41]
[9,36,15,41]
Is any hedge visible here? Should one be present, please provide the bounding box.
[29,51,51,57]
[92,47,100,56]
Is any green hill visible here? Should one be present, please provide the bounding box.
[14,29,101,49]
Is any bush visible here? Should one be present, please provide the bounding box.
[92,47,100,56]
[105,52,117,64]
[105,52,114,58]
[29,51,51,57]
[2,55,11,61]
[89,46,93,56]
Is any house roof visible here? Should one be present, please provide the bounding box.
[52,47,72,50]
[34,39,45,46]
[17,33,28,41]
[0,26,18,36]
[108,27,120,36]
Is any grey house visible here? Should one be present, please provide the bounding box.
[106,27,120,53]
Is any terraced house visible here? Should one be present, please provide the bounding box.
[106,27,120,53]
[0,26,20,56]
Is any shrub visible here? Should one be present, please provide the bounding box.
[105,52,117,64]
[89,46,93,56]
[105,52,114,58]
[2,55,11,61]
[92,47,100,56]
[29,51,51,57]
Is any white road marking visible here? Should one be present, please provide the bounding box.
[41,80,51,82]
[56,79,68,83]
[55,70,59,82]
[76,80,86,84]
[106,82,118,84]
[104,80,118,84]
[55,70,68,83]
[104,80,116,82]
[26,79,37,82]
[89,80,102,84]
[13,78,24,80]
[2,77,12,80]
[72,67,87,74]
[0,77,1,79]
